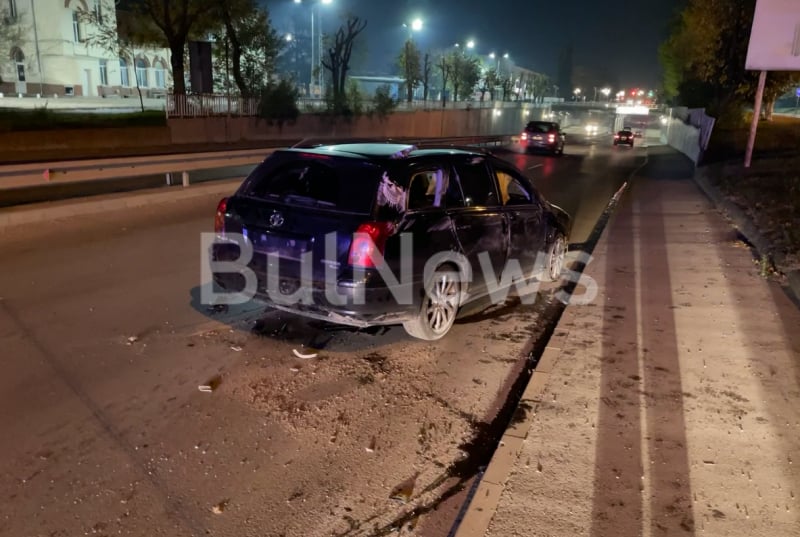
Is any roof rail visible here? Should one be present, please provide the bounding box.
[291,137,409,148]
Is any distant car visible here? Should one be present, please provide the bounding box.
[614,130,635,147]
[634,130,643,138]
[210,142,572,341]
[584,123,599,135]
[520,121,565,156]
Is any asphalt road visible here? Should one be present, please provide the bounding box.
[0,134,646,537]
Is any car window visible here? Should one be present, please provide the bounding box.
[495,170,532,205]
[407,167,449,210]
[242,156,381,213]
[453,159,498,207]
[525,122,554,134]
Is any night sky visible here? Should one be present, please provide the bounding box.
[269,0,684,89]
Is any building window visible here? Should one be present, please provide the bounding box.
[135,57,148,87]
[93,0,103,23]
[99,59,108,85]
[119,57,129,86]
[8,0,17,19]
[72,11,82,42]
[11,46,24,82]
[154,60,166,88]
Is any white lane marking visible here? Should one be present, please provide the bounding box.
[527,164,543,170]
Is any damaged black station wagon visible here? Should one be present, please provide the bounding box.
[210,141,571,340]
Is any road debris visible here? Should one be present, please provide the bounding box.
[366,436,377,453]
[126,336,138,345]
[211,499,229,514]
[230,345,243,352]
[198,374,223,393]
[389,473,419,503]
[292,348,318,359]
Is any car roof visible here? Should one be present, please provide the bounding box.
[278,143,486,160]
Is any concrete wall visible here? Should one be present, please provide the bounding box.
[0,105,535,160]
[168,105,533,145]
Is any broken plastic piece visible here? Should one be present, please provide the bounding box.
[292,348,318,359]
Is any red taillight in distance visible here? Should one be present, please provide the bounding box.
[548,133,556,143]
[348,222,393,269]
[214,197,228,235]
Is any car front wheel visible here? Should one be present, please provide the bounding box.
[403,266,461,340]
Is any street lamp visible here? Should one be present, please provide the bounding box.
[294,0,333,98]
[466,40,475,49]
[601,87,611,101]
[411,18,423,31]
[573,87,581,101]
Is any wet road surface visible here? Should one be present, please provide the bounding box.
[0,135,646,536]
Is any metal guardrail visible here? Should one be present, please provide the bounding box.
[0,135,513,192]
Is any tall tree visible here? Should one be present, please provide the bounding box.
[321,16,367,111]
[397,38,421,103]
[77,1,158,110]
[660,0,800,120]
[133,0,214,95]
[451,51,480,102]
[421,52,431,101]
[437,53,451,107]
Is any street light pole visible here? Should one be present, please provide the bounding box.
[30,0,44,96]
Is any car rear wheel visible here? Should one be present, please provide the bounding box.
[403,266,461,340]
[544,233,567,282]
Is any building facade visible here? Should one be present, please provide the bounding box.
[1,0,171,98]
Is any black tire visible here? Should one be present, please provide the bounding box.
[402,265,461,340]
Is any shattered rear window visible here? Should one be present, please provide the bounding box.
[241,154,384,214]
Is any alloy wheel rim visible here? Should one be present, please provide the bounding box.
[425,273,459,334]
[550,237,565,280]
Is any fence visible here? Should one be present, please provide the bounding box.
[167,93,551,118]
[661,107,716,164]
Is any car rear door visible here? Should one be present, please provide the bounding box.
[223,152,383,289]
[491,160,546,276]
[447,155,509,298]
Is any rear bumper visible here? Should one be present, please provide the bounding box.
[521,139,560,151]
[209,241,421,327]
[212,272,418,327]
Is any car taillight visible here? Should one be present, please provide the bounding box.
[614,134,620,139]
[214,197,228,234]
[521,132,528,140]
[548,134,556,142]
[348,222,393,268]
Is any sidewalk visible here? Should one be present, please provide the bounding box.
[455,147,800,536]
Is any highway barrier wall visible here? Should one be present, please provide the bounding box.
[0,104,541,160]
[167,105,533,144]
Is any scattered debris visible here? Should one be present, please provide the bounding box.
[126,336,138,345]
[207,303,229,315]
[389,473,419,503]
[211,499,229,514]
[289,367,300,373]
[230,345,243,352]
[198,374,223,393]
[366,436,377,453]
[292,348,318,359]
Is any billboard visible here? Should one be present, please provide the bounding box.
[745,0,800,71]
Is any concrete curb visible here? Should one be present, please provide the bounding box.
[0,178,243,230]
[693,166,800,304]
[451,329,573,537]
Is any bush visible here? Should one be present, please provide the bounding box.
[373,85,397,120]
[0,107,165,132]
[257,79,300,127]
[346,79,364,117]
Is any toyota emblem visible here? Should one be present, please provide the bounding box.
[269,211,285,228]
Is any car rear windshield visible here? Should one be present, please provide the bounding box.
[239,153,384,214]
[526,122,556,133]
